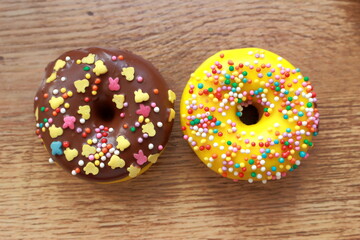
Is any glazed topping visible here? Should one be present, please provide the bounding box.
[181,49,319,183]
[34,47,175,182]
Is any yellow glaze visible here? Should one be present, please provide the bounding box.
[180,48,319,183]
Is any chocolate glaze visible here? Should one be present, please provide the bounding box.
[34,47,175,182]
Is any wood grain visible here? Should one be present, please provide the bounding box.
[0,0,359,239]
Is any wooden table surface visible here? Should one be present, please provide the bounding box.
[1,0,360,239]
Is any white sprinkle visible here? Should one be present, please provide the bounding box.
[49,158,54,164]
[262,180,267,184]
[101,143,106,148]
[257,174,262,179]
[78,160,84,166]
[71,170,77,175]
[154,107,160,113]
[109,128,114,132]
[101,156,106,161]
[274,123,280,128]
[61,77,66,81]
[60,108,66,114]
[92,138,98,144]
[157,122,163,128]
[52,89,59,95]
[65,56,71,61]
[114,150,120,155]
[80,118,85,124]
[100,162,105,168]
[207,163,212,168]
[96,147,101,152]
[148,143,154,150]
[109,148,115,153]
[248,51,253,55]
[248,178,253,183]
[45,122,49,128]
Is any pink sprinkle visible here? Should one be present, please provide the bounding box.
[96,133,102,138]
[111,56,117,61]
[123,102,128,107]
[138,138,143,143]
[137,76,143,83]
[158,145,163,151]
[89,155,94,161]
[120,113,125,118]
[151,102,156,108]
[62,116,76,129]
[108,77,120,91]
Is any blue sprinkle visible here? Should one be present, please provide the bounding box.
[262,153,267,158]
[274,140,279,144]
[299,151,306,158]
[215,121,221,126]
[279,158,285,163]
[50,141,63,156]
[271,166,276,171]
[198,83,203,89]
[267,72,272,77]
[234,163,240,168]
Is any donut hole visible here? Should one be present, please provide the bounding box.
[94,101,116,122]
[239,104,262,125]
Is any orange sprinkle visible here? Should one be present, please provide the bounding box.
[123,124,128,129]
[75,168,81,173]
[52,111,57,116]
[85,128,91,133]
[43,93,48,98]
[106,144,113,149]
[95,78,101,84]
[62,93,68,99]
[153,89,159,94]
[102,148,108,153]
[118,55,124,60]
[92,85,98,91]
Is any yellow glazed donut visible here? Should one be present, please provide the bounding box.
[180,48,319,183]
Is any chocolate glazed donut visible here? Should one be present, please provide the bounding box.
[34,47,176,183]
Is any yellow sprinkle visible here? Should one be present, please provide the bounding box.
[286,165,291,170]
[290,150,295,154]
[193,146,199,151]
[42,127,46,132]
[295,126,300,130]
[92,91,97,95]
[200,139,206,144]
[60,88,66,93]
[138,115,144,123]
[204,157,209,161]
[64,103,70,108]
[95,160,100,166]
[87,139,93,145]
[240,162,245,168]
[271,149,275,154]
[279,164,284,169]
[99,152,104,157]
[209,130,213,134]
[231,153,236,157]
[94,153,99,159]
[85,73,91,79]
[268,108,272,113]
[264,89,268,93]
[76,59,81,64]
[301,144,308,149]
[218,168,223,173]
[67,91,73,97]
[226,157,231,161]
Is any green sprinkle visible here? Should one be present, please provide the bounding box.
[275,86,281,91]
[229,66,234,71]
[307,102,313,107]
[130,127,136,132]
[208,116,213,120]
[83,66,90,71]
[208,87,213,92]
[251,172,256,177]
[40,107,45,112]
[227,141,232,145]
[224,79,231,85]
[242,71,247,76]
[304,76,309,81]
[43,118,48,123]
[288,97,293,101]
[249,159,254,165]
